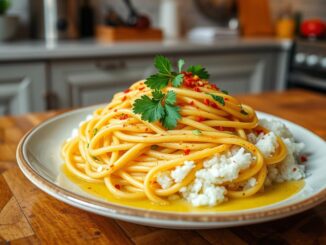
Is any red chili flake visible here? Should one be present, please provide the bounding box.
[204,98,210,105]
[225,98,229,101]
[211,84,219,90]
[217,126,225,131]
[121,96,127,101]
[193,87,201,92]
[184,149,190,155]
[119,114,128,120]
[211,103,218,109]
[138,87,145,91]
[184,78,195,87]
[189,101,194,106]
[300,155,307,162]
[124,89,131,93]
[115,184,121,190]
[197,117,205,122]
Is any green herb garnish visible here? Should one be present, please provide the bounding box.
[192,129,202,135]
[133,55,213,130]
[145,55,184,89]
[221,90,229,95]
[93,128,98,136]
[151,145,159,150]
[187,65,209,79]
[209,94,225,106]
[133,90,181,130]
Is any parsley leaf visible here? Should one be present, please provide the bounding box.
[178,59,185,72]
[133,90,181,129]
[221,90,229,95]
[161,104,181,129]
[154,55,171,74]
[93,128,98,136]
[172,73,184,87]
[187,65,209,79]
[152,89,165,101]
[165,90,177,105]
[192,129,202,135]
[133,95,165,122]
[145,74,170,90]
[209,94,225,106]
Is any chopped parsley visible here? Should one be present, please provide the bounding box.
[192,129,202,135]
[150,145,159,150]
[93,128,98,136]
[209,94,225,106]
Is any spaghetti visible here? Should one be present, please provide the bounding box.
[62,79,288,206]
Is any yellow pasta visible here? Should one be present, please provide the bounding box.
[62,80,288,205]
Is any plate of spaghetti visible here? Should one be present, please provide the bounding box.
[17,56,326,229]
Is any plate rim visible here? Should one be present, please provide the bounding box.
[16,106,326,223]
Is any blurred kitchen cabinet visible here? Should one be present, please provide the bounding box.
[50,58,154,108]
[0,63,46,115]
[180,53,282,94]
[48,50,288,108]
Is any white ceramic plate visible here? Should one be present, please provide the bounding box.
[16,105,326,229]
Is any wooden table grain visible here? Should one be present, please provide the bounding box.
[0,89,325,245]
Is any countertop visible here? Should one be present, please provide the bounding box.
[0,38,292,62]
[0,89,325,244]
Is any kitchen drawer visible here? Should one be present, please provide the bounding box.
[50,58,154,108]
[0,63,46,115]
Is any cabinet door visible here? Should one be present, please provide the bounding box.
[179,53,275,94]
[50,58,154,108]
[0,63,46,115]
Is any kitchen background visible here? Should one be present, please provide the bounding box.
[7,0,326,37]
[0,0,325,115]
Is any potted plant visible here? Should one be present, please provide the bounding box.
[0,0,19,41]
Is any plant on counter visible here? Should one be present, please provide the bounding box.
[0,0,10,15]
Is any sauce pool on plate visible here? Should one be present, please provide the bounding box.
[62,165,304,212]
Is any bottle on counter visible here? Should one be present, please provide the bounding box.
[275,3,295,39]
[159,0,181,40]
[79,0,95,38]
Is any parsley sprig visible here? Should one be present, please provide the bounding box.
[133,90,181,129]
[145,55,185,89]
[133,55,212,129]
[145,55,209,90]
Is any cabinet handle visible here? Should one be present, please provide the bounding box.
[95,60,126,71]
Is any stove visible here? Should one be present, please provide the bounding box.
[289,39,326,92]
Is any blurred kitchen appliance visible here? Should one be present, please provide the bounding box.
[289,39,326,92]
[29,0,80,40]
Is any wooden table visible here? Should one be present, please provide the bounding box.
[0,89,325,244]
